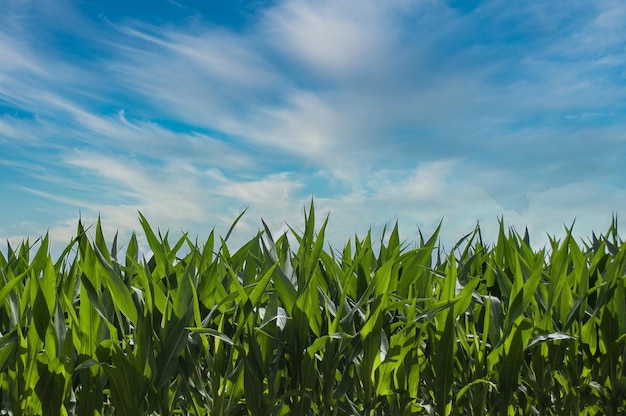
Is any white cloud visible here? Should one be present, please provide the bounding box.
[215,172,304,203]
[311,162,626,252]
[0,116,43,144]
[64,152,205,220]
[0,31,45,75]
[243,91,345,157]
[263,0,396,79]
[2,0,626,260]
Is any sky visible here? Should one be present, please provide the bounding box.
[1,0,626,256]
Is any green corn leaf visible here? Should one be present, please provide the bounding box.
[173,264,195,320]
[32,281,52,344]
[34,358,65,416]
[95,216,111,262]
[504,267,541,335]
[96,340,144,416]
[0,270,27,309]
[0,330,17,371]
[525,332,575,350]
[433,310,456,415]
[307,214,329,281]
[93,244,138,325]
[138,212,169,276]
[155,308,192,390]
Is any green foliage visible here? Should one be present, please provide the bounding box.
[1,205,625,414]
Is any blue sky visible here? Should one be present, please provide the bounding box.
[1,0,626,254]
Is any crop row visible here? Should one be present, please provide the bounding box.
[0,204,625,415]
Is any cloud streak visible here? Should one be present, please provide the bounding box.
[1,0,625,256]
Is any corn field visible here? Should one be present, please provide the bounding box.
[1,203,625,415]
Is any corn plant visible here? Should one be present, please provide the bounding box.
[0,203,625,415]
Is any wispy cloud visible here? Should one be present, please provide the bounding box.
[1,0,625,255]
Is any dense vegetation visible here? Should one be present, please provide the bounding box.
[1,204,625,415]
